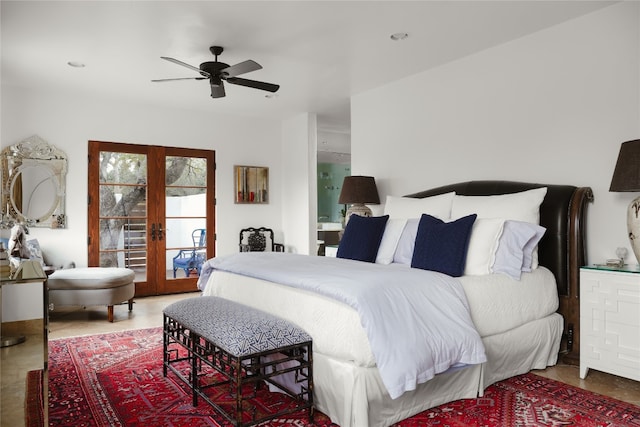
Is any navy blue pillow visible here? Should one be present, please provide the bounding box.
[411,213,477,277]
[337,215,389,262]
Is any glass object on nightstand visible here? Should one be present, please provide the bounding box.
[616,247,628,261]
[582,264,640,274]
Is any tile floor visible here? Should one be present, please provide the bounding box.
[2,292,639,427]
[1,325,46,427]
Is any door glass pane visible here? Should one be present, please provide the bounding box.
[165,156,207,281]
[97,151,148,283]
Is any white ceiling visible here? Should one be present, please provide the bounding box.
[1,1,615,136]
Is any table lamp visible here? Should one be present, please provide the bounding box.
[338,176,380,225]
[609,139,640,265]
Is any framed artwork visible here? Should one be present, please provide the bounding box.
[235,165,268,204]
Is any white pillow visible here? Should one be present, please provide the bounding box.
[451,187,547,225]
[492,221,546,280]
[392,218,420,265]
[376,218,408,265]
[464,218,505,276]
[384,192,455,221]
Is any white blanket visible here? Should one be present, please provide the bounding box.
[198,253,486,399]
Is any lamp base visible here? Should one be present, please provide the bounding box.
[627,195,640,265]
[345,203,372,226]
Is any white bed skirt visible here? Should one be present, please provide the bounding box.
[311,313,562,427]
[481,312,563,388]
[203,271,563,426]
[313,352,482,427]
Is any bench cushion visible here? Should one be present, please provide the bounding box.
[164,296,311,357]
[48,267,135,290]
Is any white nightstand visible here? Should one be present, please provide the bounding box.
[580,265,640,381]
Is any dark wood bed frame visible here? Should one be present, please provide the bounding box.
[407,181,594,363]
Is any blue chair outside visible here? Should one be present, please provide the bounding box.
[172,229,206,278]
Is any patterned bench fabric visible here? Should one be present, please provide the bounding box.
[163,296,311,357]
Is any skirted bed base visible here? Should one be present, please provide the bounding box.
[314,315,561,427]
[204,271,562,427]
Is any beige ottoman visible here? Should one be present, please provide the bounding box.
[48,267,135,322]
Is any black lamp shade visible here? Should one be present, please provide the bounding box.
[338,176,380,204]
[610,139,640,192]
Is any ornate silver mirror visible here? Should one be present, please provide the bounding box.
[1,135,67,228]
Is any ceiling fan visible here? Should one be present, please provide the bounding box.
[152,46,280,98]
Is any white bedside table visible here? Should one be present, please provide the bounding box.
[580,265,640,381]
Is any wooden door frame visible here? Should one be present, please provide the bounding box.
[88,141,215,296]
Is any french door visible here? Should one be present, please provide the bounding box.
[88,141,215,296]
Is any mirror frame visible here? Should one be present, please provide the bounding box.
[1,135,68,228]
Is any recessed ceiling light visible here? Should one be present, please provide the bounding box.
[265,93,279,99]
[390,32,409,41]
[67,61,86,68]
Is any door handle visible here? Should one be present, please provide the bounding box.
[158,223,164,240]
[151,223,156,241]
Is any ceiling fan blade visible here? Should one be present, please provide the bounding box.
[226,77,279,93]
[210,81,226,98]
[151,77,207,82]
[161,56,209,77]
[221,60,262,78]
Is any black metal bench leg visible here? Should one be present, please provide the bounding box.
[192,333,199,407]
[162,317,168,377]
[235,359,243,424]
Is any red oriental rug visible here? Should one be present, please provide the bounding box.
[28,327,640,426]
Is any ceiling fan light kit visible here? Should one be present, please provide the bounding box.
[152,46,280,99]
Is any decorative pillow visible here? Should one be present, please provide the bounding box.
[492,221,545,280]
[464,218,505,276]
[411,214,477,277]
[383,192,455,220]
[451,187,547,225]
[26,238,45,266]
[375,218,408,265]
[337,215,389,262]
[392,218,420,265]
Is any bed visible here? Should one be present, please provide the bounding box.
[199,180,593,427]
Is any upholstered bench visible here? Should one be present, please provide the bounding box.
[48,267,135,322]
[163,296,313,427]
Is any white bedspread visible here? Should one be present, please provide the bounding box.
[199,253,486,400]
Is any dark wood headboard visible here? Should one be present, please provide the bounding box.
[406,181,594,361]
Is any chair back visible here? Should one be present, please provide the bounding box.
[192,229,206,249]
[239,227,283,252]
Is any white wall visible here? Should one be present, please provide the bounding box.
[352,2,640,265]
[281,113,318,255]
[1,85,284,267]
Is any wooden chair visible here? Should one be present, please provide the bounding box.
[239,227,284,252]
